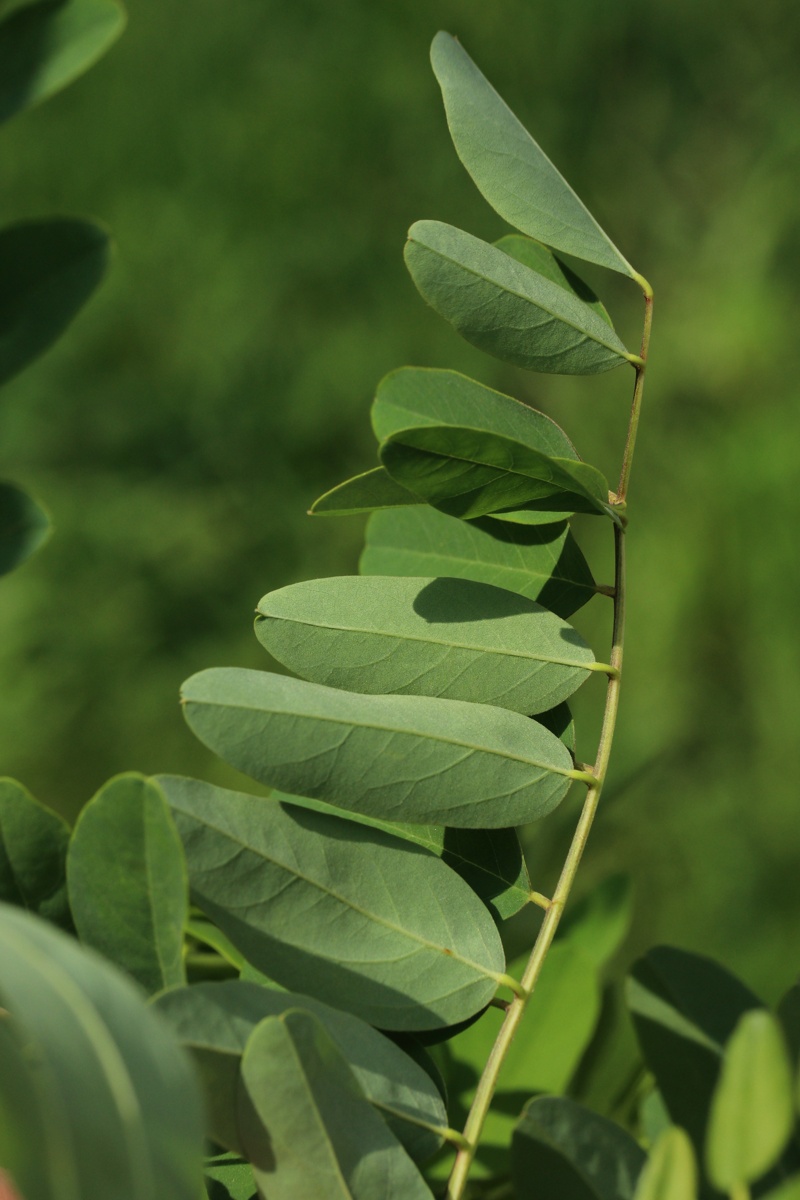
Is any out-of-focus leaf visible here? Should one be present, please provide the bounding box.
[0,218,109,386]
[633,1127,697,1200]
[361,506,596,619]
[559,874,633,968]
[157,775,506,1031]
[153,979,448,1163]
[309,465,419,516]
[512,1095,646,1199]
[777,983,800,1068]
[180,667,578,829]
[203,1151,256,1200]
[0,903,204,1200]
[67,773,187,993]
[238,1010,434,1198]
[0,777,70,927]
[494,235,613,325]
[0,481,50,576]
[706,1010,794,1190]
[404,221,634,374]
[761,1178,800,1200]
[0,0,125,123]
[430,31,636,277]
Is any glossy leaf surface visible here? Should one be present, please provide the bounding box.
[0,903,204,1200]
[495,235,613,325]
[0,218,109,386]
[404,221,632,374]
[158,775,505,1030]
[67,774,187,993]
[0,777,70,927]
[153,979,447,1162]
[430,31,635,276]
[634,1128,697,1200]
[0,481,49,577]
[361,506,596,618]
[181,667,577,828]
[706,1010,794,1190]
[256,575,597,713]
[0,0,125,123]
[239,1010,433,1199]
[310,465,419,516]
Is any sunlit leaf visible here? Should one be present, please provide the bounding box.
[0,777,70,927]
[494,235,613,326]
[310,466,419,517]
[203,1151,256,1200]
[633,1127,697,1200]
[0,481,50,576]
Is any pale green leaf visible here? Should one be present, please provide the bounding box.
[761,1178,800,1200]
[634,1127,697,1200]
[494,235,613,325]
[157,775,506,1031]
[360,506,596,619]
[430,31,635,277]
[180,667,579,829]
[309,465,419,517]
[404,221,634,374]
[203,1151,256,1200]
[0,481,50,577]
[67,773,188,993]
[0,777,70,927]
[560,874,633,968]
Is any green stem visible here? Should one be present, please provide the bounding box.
[617,278,654,504]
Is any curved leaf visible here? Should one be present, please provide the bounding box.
[180,667,579,829]
[203,1151,256,1200]
[360,506,596,618]
[0,218,109,386]
[495,235,613,325]
[0,481,50,576]
[634,1128,697,1200]
[157,775,506,1031]
[0,0,125,124]
[153,979,447,1162]
[0,777,70,927]
[256,575,598,713]
[239,1010,433,1199]
[430,31,635,277]
[67,773,188,993]
[310,465,419,517]
[404,221,634,374]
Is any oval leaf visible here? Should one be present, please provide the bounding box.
[634,1128,697,1200]
[430,31,635,277]
[238,1010,433,1199]
[0,0,125,124]
[310,465,419,517]
[67,773,188,993]
[0,218,109,387]
[494,235,613,325]
[180,667,579,829]
[706,1010,795,1190]
[153,979,447,1163]
[0,481,50,577]
[157,775,506,1031]
[404,221,634,374]
[0,777,70,927]
[360,506,596,619]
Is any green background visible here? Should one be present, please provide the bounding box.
[1,0,799,998]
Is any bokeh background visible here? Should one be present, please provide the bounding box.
[1,0,799,999]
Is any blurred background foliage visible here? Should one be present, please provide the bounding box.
[1,0,799,1001]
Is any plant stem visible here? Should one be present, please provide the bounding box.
[445,281,653,1200]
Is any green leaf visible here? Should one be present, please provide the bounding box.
[0,0,125,123]
[238,1010,433,1199]
[0,218,110,386]
[429,31,636,277]
[0,903,204,1200]
[0,777,71,927]
[310,465,419,516]
[153,979,448,1163]
[67,773,188,994]
[559,874,634,968]
[512,1095,646,1199]
[0,1008,55,1200]
[0,481,50,576]
[263,789,532,921]
[706,1010,795,1190]
[494,235,614,326]
[761,1178,800,1200]
[404,221,634,374]
[256,574,599,714]
[186,915,248,971]
[777,983,800,1069]
[360,506,596,619]
[380,423,616,523]
[180,667,579,829]
[157,775,506,1031]
[203,1151,256,1200]
[633,1128,697,1200]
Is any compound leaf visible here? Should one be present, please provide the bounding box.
[0,777,70,927]
[0,481,50,576]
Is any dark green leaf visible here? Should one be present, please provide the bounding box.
[309,465,419,517]
[67,773,188,993]
[0,776,70,927]
[404,221,634,374]
[0,903,204,1200]
[360,506,596,619]
[0,481,50,576]
[256,575,599,713]
[0,218,109,386]
[180,667,580,829]
[0,0,125,123]
[706,1011,794,1190]
[777,983,800,1069]
[495,235,613,325]
[634,1128,697,1200]
[430,31,636,277]
[158,775,506,1031]
[512,1095,646,1200]
[153,979,448,1162]
[238,1010,433,1199]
